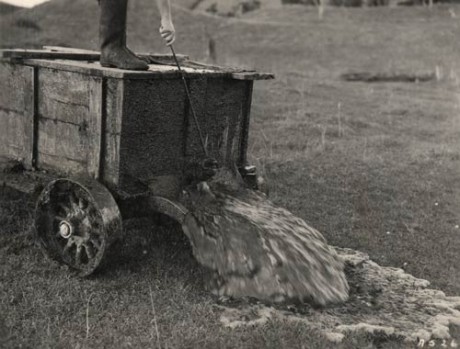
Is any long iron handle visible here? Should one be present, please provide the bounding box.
[170,45,208,158]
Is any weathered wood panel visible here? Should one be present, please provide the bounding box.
[102,78,123,187]
[38,68,91,125]
[1,48,188,65]
[87,77,103,179]
[238,81,254,167]
[36,68,104,177]
[37,152,87,175]
[9,56,272,81]
[0,62,34,112]
[0,62,34,167]
[21,59,223,81]
[37,118,88,170]
[0,110,29,160]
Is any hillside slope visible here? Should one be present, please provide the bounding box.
[0,0,220,58]
[0,2,21,15]
[4,1,460,74]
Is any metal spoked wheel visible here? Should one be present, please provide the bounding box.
[35,178,122,276]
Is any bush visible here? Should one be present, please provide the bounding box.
[14,18,41,31]
[198,0,262,16]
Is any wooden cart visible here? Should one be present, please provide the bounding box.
[0,48,273,276]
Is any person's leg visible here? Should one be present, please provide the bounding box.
[98,0,148,70]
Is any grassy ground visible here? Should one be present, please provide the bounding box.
[1,3,460,348]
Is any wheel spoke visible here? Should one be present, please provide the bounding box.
[75,245,82,266]
[90,238,101,251]
[63,238,74,254]
[88,207,100,221]
[91,226,103,235]
[78,197,86,210]
[58,203,70,214]
[69,192,79,210]
[84,243,94,260]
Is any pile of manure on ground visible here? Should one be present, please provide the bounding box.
[179,168,349,306]
[218,247,460,346]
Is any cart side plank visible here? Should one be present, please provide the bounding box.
[87,77,104,179]
[238,81,254,167]
[8,57,273,81]
[1,48,189,64]
[102,78,123,187]
[20,59,225,80]
[0,62,34,168]
[0,110,29,160]
[38,68,91,124]
[36,68,105,177]
[37,118,88,169]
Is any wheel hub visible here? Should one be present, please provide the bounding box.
[59,221,73,239]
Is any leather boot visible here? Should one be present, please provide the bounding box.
[98,0,149,70]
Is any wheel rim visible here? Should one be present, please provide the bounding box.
[35,179,121,276]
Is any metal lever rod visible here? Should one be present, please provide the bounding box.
[170,45,208,158]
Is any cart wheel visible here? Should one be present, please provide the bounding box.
[35,178,122,276]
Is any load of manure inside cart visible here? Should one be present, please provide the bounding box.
[179,169,460,344]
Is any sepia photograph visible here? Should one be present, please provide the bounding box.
[0,0,459,348]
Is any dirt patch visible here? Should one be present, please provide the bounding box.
[219,247,460,344]
[341,71,436,83]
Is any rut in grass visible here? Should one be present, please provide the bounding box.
[179,169,349,306]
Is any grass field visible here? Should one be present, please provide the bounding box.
[1,2,460,348]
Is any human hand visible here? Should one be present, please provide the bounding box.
[159,19,175,46]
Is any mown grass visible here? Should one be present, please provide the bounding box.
[0,188,374,349]
[1,3,460,348]
[250,77,460,295]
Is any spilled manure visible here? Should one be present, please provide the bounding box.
[179,169,349,306]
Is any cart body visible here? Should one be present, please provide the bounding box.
[0,48,273,275]
[0,50,272,198]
